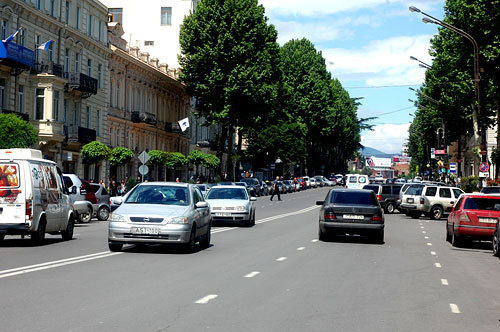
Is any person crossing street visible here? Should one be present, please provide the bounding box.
[270,176,282,201]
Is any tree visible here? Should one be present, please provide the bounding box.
[0,114,38,149]
[361,166,373,176]
[148,150,169,180]
[109,147,134,168]
[187,150,206,175]
[166,152,187,169]
[179,0,280,177]
[81,141,110,165]
[204,154,220,170]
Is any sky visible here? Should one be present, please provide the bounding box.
[259,0,445,154]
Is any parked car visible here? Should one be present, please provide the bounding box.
[323,177,334,186]
[481,186,500,194]
[335,174,344,186]
[283,180,294,193]
[297,178,307,190]
[205,185,257,226]
[195,184,209,197]
[259,180,270,196]
[316,188,384,243]
[63,174,98,223]
[0,149,75,243]
[90,183,111,221]
[363,184,403,214]
[310,178,317,188]
[447,194,500,248]
[240,178,260,197]
[400,185,464,219]
[303,176,311,188]
[314,176,325,187]
[108,182,211,252]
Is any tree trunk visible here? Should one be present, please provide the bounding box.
[236,129,243,176]
[227,126,235,181]
[471,106,480,176]
[217,126,228,178]
[496,99,500,179]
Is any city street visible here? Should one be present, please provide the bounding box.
[1,187,500,331]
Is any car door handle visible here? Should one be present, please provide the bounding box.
[450,201,454,205]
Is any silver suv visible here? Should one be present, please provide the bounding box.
[400,185,464,219]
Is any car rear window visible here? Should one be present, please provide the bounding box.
[348,176,357,183]
[382,186,391,194]
[464,197,500,210]
[481,187,500,194]
[0,164,19,188]
[391,185,402,194]
[363,185,379,193]
[406,185,423,195]
[330,191,377,205]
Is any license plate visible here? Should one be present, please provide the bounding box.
[407,198,414,203]
[131,227,160,235]
[343,214,364,220]
[215,212,231,217]
[479,218,497,224]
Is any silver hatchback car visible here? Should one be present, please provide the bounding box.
[108,182,211,252]
[205,185,257,226]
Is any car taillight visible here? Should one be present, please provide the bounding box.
[25,199,32,217]
[377,195,382,201]
[372,215,383,221]
[109,199,111,205]
[459,213,470,223]
[420,197,425,204]
[324,211,336,220]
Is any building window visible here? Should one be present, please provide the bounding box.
[87,58,92,77]
[109,80,113,107]
[48,42,53,62]
[97,64,102,89]
[1,20,8,40]
[76,7,80,29]
[53,91,60,121]
[36,0,42,10]
[88,14,92,36]
[75,52,79,73]
[18,29,25,47]
[34,35,41,63]
[18,85,24,113]
[73,102,79,126]
[109,128,113,146]
[109,8,122,25]
[65,1,70,23]
[96,109,100,136]
[35,88,44,120]
[63,99,68,124]
[161,7,172,26]
[98,21,102,41]
[65,48,70,72]
[86,106,91,128]
[50,0,55,16]
[116,82,120,109]
[144,41,154,46]
[116,129,120,146]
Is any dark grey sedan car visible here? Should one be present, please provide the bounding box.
[316,189,385,243]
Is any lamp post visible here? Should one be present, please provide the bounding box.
[409,56,431,69]
[409,6,485,166]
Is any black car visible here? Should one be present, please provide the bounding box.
[316,189,384,243]
[481,186,500,194]
[240,178,261,197]
[362,184,402,214]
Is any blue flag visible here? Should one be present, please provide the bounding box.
[37,40,52,51]
[3,28,22,44]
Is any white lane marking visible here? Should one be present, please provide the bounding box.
[276,257,287,262]
[0,252,122,279]
[297,247,305,251]
[73,234,80,237]
[449,303,461,314]
[244,271,260,278]
[195,294,218,304]
[427,243,432,246]
[311,239,319,242]
[435,262,442,268]
[426,220,429,223]
[255,206,319,225]
[422,231,427,234]
[425,236,429,239]
[420,226,424,229]
[431,251,436,255]
[441,279,449,285]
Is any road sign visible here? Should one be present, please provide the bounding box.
[449,162,457,174]
[138,150,150,164]
[480,162,489,172]
[435,149,447,155]
[430,148,435,159]
[138,165,149,175]
[479,171,489,178]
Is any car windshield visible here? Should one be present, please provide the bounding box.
[406,185,424,195]
[241,179,253,185]
[330,191,377,205]
[124,185,190,206]
[464,197,500,210]
[206,188,248,200]
[196,184,206,191]
[481,187,500,194]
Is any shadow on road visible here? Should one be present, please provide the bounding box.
[323,234,384,245]
[0,238,65,248]
[212,220,253,228]
[122,243,214,255]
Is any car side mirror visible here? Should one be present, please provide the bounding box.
[71,186,77,195]
[494,204,500,211]
[112,197,124,205]
[250,197,257,201]
[316,200,324,205]
[195,201,208,209]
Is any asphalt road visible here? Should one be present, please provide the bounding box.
[1,187,500,331]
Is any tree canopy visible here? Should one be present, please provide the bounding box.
[0,114,38,149]
[81,141,110,165]
[109,147,134,168]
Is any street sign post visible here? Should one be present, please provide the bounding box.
[139,165,149,176]
[138,151,150,165]
[138,151,150,182]
[449,162,457,174]
[430,148,436,159]
[479,162,489,173]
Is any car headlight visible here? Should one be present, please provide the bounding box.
[235,206,247,212]
[109,214,127,222]
[168,216,189,224]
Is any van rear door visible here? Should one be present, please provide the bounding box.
[0,163,26,225]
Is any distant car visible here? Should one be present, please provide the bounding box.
[205,185,257,227]
[346,174,369,190]
[363,184,403,214]
[316,189,384,243]
[283,180,294,193]
[310,178,317,188]
[303,176,311,188]
[323,178,334,186]
[90,183,111,221]
[481,186,500,194]
[240,178,260,197]
[63,174,98,223]
[314,176,325,187]
[446,194,500,248]
[108,182,211,252]
[297,178,307,190]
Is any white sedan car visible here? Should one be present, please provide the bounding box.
[205,185,257,227]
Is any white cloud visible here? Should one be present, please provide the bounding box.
[361,123,410,154]
[273,18,354,44]
[324,35,433,86]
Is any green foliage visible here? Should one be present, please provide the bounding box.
[361,167,373,176]
[491,148,500,165]
[187,150,207,167]
[126,176,137,191]
[0,114,38,149]
[148,150,169,166]
[459,176,480,193]
[81,141,110,165]
[166,152,187,168]
[204,154,220,169]
[109,147,134,167]
[214,174,222,183]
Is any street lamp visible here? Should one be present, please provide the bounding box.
[409,87,441,105]
[409,55,431,69]
[409,5,485,163]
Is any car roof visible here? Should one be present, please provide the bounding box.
[137,181,190,188]
[330,188,373,194]
[210,185,247,189]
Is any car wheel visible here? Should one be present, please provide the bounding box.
[199,222,211,249]
[410,211,421,219]
[451,232,463,248]
[385,202,395,214]
[250,211,256,226]
[373,230,384,244]
[318,227,328,241]
[0,234,5,241]
[108,242,123,252]
[79,211,92,223]
[30,219,46,244]
[446,225,452,243]
[430,206,443,220]
[61,217,74,241]
[183,226,197,253]
[97,206,110,221]
[493,230,500,257]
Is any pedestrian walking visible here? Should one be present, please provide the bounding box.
[270,176,282,201]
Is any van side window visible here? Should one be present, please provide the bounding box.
[31,163,45,189]
[46,166,58,189]
[439,188,452,198]
[392,186,402,195]
[382,186,391,195]
[425,187,437,197]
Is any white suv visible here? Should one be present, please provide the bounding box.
[400,185,464,219]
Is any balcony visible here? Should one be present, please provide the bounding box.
[1,109,29,122]
[30,62,64,78]
[64,72,98,98]
[132,111,157,127]
[64,125,96,145]
[165,122,187,135]
[32,120,65,145]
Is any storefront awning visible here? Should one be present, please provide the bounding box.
[0,41,34,69]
